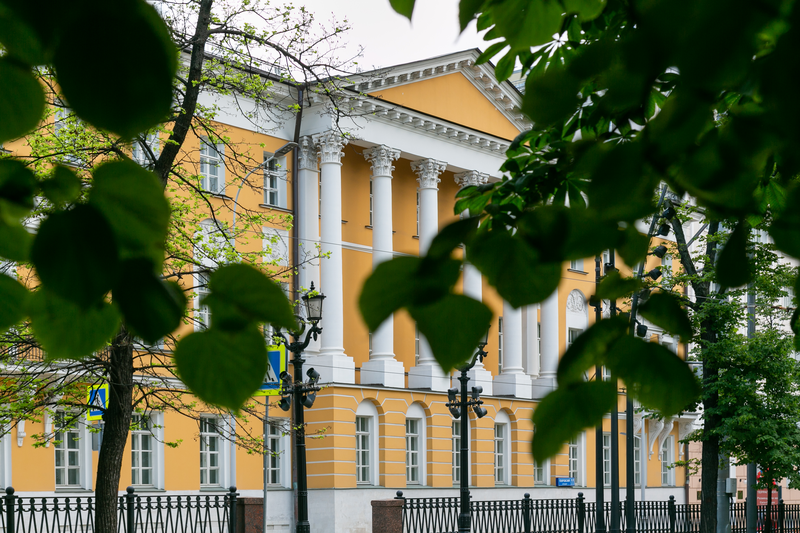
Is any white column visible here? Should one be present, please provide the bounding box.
[494,301,532,398]
[525,304,540,378]
[313,131,355,384]
[455,171,493,394]
[360,145,405,388]
[533,287,559,398]
[408,158,449,391]
[297,136,320,356]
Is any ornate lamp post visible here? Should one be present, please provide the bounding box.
[275,282,325,533]
[446,328,490,533]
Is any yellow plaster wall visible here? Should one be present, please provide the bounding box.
[368,73,521,141]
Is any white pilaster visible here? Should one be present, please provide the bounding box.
[360,145,405,388]
[297,136,320,356]
[525,304,540,378]
[457,170,493,394]
[408,158,449,391]
[494,301,532,398]
[313,131,355,384]
[533,287,559,398]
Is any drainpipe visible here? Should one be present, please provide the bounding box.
[292,84,306,304]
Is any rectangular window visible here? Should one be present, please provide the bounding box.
[602,434,611,486]
[369,179,374,226]
[568,328,582,348]
[602,366,612,381]
[356,416,371,484]
[634,435,641,487]
[200,417,222,487]
[498,317,504,372]
[494,424,506,485]
[54,107,82,166]
[415,190,420,236]
[266,424,282,486]
[200,138,224,194]
[406,419,420,484]
[263,153,287,208]
[662,436,675,486]
[132,132,160,168]
[131,414,154,486]
[534,460,547,485]
[264,228,290,266]
[196,272,211,329]
[784,286,795,309]
[570,259,584,271]
[452,421,460,484]
[568,437,580,482]
[54,413,82,487]
[368,332,373,356]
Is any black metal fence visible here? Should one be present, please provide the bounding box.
[0,486,238,533]
[400,492,800,533]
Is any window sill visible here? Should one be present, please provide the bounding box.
[131,487,166,493]
[200,486,229,492]
[364,226,397,233]
[56,488,93,493]
[259,204,293,214]
[206,192,231,199]
[412,235,419,240]
[567,269,588,275]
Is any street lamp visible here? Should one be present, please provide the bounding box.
[446,328,490,533]
[274,282,325,533]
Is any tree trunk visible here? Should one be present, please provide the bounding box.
[95,329,135,532]
[700,322,720,533]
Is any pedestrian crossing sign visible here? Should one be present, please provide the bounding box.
[87,384,109,421]
[254,345,287,397]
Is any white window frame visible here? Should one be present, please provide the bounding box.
[534,458,549,485]
[405,403,426,486]
[414,325,420,366]
[199,416,229,489]
[369,179,374,226]
[263,152,287,208]
[415,190,420,236]
[0,426,11,488]
[355,401,379,486]
[54,107,82,166]
[634,435,642,487]
[602,433,611,486]
[568,433,585,486]
[54,412,92,490]
[662,435,675,486]
[497,317,504,372]
[452,420,461,485]
[265,420,290,488]
[568,328,583,349]
[131,412,164,489]
[199,137,225,195]
[494,411,511,486]
[132,132,160,168]
[569,258,584,271]
[195,272,211,330]
[264,227,290,267]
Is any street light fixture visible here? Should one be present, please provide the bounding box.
[446,328,490,533]
[273,282,324,533]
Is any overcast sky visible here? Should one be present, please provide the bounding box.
[299,0,490,70]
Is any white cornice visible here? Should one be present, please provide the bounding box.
[346,50,531,132]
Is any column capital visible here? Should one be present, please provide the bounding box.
[411,158,446,190]
[363,145,400,178]
[454,170,489,189]
[313,131,348,165]
[298,136,318,171]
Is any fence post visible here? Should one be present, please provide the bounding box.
[228,486,238,533]
[779,499,785,533]
[5,487,15,533]
[126,486,135,533]
[524,493,532,533]
[578,492,586,533]
[668,496,676,533]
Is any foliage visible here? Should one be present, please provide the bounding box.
[374,0,800,475]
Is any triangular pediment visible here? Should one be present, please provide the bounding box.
[349,50,529,141]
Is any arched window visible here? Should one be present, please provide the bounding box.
[405,403,427,486]
[355,401,380,486]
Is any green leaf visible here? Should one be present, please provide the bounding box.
[0,274,29,331]
[0,159,37,224]
[563,0,607,21]
[468,230,561,308]
[459,0,485,30]
[495,54,516,82]
[28,288,120,360]
[0,4,48,64]
[0,60,46,144]
[522,66,582,126]
[770,187,800,257]
[41,166,82,206]
[53,0,177,138]
[389,0,416,19]
[475,42,507,66]
[426,218,478,261]
[486,0,564,51]
[638,292,693,341]
[30,204,119,308]
[595,270,642,301]
[203,263,297,332]
[0,221,32,262]
[557,316,628,385]
[409,293,492,372]
[174,326,268,410]
[112,259,186,344]
[616,226,650,267]
[89,160,170,264]
[716,222,751,288]
[606,336,700,416]
[532,380,617,462]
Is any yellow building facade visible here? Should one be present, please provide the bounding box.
[0,50,694,533]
